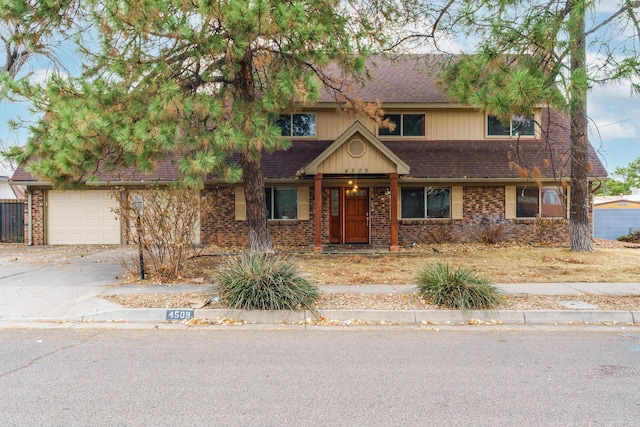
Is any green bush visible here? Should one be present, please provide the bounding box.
[416,262,504,310]
[216,252,319,310]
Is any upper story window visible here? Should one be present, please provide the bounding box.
[401,187,451,219]
[517,186,564,218]
[274,113,316,137]
[487,115,535,137]
[378,113,425,137]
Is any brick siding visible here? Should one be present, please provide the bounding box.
[23,189,45,245]
[397,185,572,246]
[28,184,581,248]
[200,186,316,248]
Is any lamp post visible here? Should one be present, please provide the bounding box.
[133,196,145,280]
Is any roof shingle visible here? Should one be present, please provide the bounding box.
[10,55,607,184]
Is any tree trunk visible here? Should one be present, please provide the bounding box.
[240,152,273,253]
[235,49,272,253]
[568,0,593,252]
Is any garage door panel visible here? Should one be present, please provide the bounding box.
[47,190,121,245]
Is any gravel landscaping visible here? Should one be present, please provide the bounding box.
[104,291,640,311]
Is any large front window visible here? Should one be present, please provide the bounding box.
[274,113,316,137]
[487,115,535,137]
[517,186,564,218]
[378,113,425,136]
[265,187,297,219]
[401,187,450,219]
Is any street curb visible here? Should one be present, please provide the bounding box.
[524,310,635,324]
[70,308,640,326]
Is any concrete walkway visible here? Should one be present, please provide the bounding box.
[1,246,639,328]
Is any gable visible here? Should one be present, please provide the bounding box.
[303,121,410,175]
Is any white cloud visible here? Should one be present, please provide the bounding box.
[589,83,640,139]
[588,81,640,171]
[28,69,54,85]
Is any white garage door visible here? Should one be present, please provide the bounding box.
[47,190,121,244]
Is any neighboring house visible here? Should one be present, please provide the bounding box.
[594,191,640,240]
[10,55,607,249]
[0,176,24,200]
[1,176,25,243]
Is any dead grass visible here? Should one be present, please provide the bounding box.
[105,240,640,311]
[181,241,640,285]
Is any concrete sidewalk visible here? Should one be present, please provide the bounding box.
[82,282,640,327]
[1,246,639,328]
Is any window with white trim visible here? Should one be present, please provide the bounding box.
[265,187,298,219]
[517,186,564,218]
[378,113,425,137]
[401,187,451,219]
[274,113,316,137]
[487,115,535,137]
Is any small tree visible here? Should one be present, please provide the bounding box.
[596,157,640,195]
[597,179,630,196]
[112,186,208,281]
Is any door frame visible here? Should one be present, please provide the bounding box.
[329,186,370,244]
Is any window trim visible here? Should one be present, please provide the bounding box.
[486,114,536,138]
[235,186,309,221]
[378,113,426,138]
[275,112,317,138]
[400,186,452,219]
[265,187,298,220]
[507,185,566,219]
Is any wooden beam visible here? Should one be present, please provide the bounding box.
[314,174,323,252]
[389,173,399,252]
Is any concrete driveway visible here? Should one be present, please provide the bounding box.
[0,245,131,321]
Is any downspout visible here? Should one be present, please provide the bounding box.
[27,191,33,246]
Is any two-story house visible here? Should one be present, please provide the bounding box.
[11,55,607,248]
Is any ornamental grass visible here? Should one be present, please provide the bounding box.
[216,252,319,310]
[416,261,504,310]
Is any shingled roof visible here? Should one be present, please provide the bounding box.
[318,55,452,104]
[10,156,185,184]
[234,135,607,181]
[10,55,607,184]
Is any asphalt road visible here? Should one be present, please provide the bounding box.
[1,329,639,426]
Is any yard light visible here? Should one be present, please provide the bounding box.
[133,195,145,280]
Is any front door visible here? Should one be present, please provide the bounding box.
[345,188,369,243]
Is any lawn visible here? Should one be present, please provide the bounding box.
[191,242,640,285]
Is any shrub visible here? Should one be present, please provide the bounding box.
[112,186,210,281]
[216,252,319,310]
[416,262,503,310]
[479,222,505,244]
[428,226,451,244]
[618,230,640,243]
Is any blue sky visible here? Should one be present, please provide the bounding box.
[1,1,639,178]
[588,80,640,174]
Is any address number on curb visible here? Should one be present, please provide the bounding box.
[166,309,194,321]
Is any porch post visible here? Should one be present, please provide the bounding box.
[314,173,323,252]
[389,173,399,252]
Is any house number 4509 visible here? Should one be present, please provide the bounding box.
[345,168,368,173]
[166,309,194,321]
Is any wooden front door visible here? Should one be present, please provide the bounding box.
[345,188,369,243]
